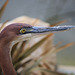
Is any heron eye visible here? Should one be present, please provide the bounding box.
[20,29,26,33]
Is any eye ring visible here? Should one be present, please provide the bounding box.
[20,28,26,33]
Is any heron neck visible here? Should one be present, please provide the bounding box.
[0,34,17,75]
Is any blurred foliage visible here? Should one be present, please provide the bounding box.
[0,0,9,19]
[46,11,75,24]
[0,0,75,75]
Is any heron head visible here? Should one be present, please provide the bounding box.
[1,23,75,45]
[0,23,33,43]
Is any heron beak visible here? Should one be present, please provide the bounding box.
[17,25,75,42]
[31,26,75,34]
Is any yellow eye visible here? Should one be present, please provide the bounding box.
[20,29,26,33]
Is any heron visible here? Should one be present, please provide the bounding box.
[0,23,75,75]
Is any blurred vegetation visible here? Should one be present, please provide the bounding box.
[0,0,75,75]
